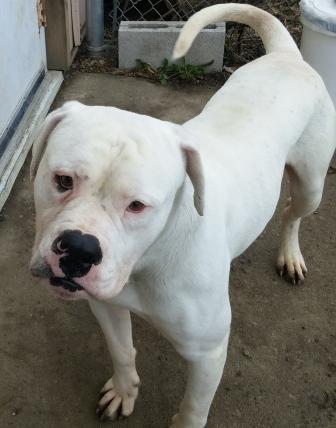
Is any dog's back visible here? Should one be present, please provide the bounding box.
[175,3,336,264]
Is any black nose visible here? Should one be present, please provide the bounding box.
[52,230,102,278]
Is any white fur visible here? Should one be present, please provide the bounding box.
[31,4,336,427]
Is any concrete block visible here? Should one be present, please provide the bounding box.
[119,21,226,72]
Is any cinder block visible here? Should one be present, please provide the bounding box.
[118,21,226,72]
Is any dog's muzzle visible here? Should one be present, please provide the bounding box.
[30,259,84,293]
[31,230,103,294]
[52,229,103,277]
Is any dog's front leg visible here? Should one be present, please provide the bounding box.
[171,333,229,428]
[89,299,140,421]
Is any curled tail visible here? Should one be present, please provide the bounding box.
[173,3,301,60]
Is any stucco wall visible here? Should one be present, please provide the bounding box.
[0,1,46,137]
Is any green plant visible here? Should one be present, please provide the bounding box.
[135,58,214,84]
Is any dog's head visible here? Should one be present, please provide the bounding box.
[30,101,204,300]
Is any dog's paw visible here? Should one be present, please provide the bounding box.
[169,414,188,428]
[276,251,307,285]
[96,375,140,421]
[169,413,206,428]
[170,414,182,427]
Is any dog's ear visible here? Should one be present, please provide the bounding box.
[182,145,204,216]
[30,101,83,181]
[30,109,65,181]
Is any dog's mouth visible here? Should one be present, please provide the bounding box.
[50,276,84,293]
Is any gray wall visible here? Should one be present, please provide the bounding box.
[0,1,47,137]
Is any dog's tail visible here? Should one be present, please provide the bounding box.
[172,3,301,60]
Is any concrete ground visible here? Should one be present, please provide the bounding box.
[0,73,335,428]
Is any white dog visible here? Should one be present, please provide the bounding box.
[30,4,336,427]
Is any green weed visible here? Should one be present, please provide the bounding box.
[136,58,214,84]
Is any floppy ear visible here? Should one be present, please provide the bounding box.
[30,100,84,181]
[183,145,204,216]
[30,109,66,181]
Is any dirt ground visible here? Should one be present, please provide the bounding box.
[0,73,335,428]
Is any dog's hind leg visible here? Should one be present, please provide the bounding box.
[276,165,323,284]
[277,100,336,284]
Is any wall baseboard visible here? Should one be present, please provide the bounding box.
[0,70,63,211]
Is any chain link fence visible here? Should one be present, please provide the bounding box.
[104,1,301,36]
[99,1,301,69]
[105,0,213,33]
[71,2,300,73]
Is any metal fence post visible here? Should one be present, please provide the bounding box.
[86,0,105,53]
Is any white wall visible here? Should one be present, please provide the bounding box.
[0,0,47,136]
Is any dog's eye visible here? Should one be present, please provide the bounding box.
[127,201,146,213]
[55,175,73,192]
